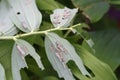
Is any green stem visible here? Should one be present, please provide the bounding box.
[64,29,72,38]
[0,24,81,40]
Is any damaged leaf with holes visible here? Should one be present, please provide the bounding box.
[8,0,42,32]
[45,32,91,80]
[0,0,18,36]
[12,39,44,80]
[50,7,78,28]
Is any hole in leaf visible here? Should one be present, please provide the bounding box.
[67,60,95,78]
[58,22,61,24]
[84,65,95,77]
[17,12,21,15]
[62,18,65,20]
[77,38,84,45]
[115,65,120,79]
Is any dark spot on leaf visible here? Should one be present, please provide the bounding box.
[62,17,65,20]
[17,12,21,15]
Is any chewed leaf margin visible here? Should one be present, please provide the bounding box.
[11,39,44,80]
[45,32,91,80]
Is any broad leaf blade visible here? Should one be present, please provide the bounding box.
[0,0,18,36]
[16,39,44,69]
[45,32,90,80]
[73,45,117,80]
[72,0,110,22]
[12,43,28,80]
[109,0,120,5]
[0,40,14,80]
[45,34,75,80]
[8,0,42,32]
[12,39,44,80]
[50,7,78,28]
[36,0,63,10]
[89,29,120,70]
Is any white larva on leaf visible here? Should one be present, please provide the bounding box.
[50,7,78,28]
[16,45,26,57]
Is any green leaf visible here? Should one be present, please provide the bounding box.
[89,29,120,70]
[40,21,54,31]
[0,40,14,80]
[74,23,89,34]
[36,0,63,10]
[21,70,29,80]
[72,0,110,22]
[109,0,120,5]
[45,32,90,80]
[0,64,6,80]
[43,76,59,80]
[73,45,117,80]
[12,39,44,80]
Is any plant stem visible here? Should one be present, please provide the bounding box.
[0,24,81,40]
[64,29,72,38]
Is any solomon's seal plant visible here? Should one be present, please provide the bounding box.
[45,32,91,80]
[0,0,118,80]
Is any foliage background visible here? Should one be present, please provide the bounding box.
[0,0,120,80]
